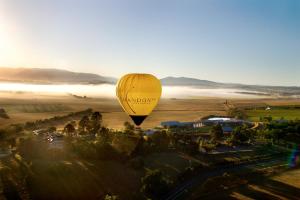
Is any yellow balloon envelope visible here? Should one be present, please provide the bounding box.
[116,73,162,126]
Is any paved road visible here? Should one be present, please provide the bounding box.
[164,156,287,200]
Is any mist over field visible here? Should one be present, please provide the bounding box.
[0,82,275,99]
[0,68,299,99]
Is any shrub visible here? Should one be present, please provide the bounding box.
[129,157,144,170]
[141,169,171,199]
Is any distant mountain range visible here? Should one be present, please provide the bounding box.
[161,76,300,96]
[0,67,299,96]
[160,76,220,87]
[0,67,116,84]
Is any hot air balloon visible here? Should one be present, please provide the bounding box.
[116,73,162,126]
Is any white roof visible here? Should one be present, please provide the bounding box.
[207,117,232,121]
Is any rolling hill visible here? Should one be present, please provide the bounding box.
[0,67,299,96]
[0,67,116,84]
[161,76,300,96]
[160,76,220,88]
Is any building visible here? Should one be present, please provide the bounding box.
[193,117,246,128]
[161,117,250,133]
[161,121,193,128]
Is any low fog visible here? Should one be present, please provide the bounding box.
[0,82,270,99]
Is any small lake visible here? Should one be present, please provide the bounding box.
[0,82,270,99]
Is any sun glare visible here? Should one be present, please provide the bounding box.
[0,22,16,63]
[0,7,25,67]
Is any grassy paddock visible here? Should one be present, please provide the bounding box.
[246,107,300,121]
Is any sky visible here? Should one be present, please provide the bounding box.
[0,0,299,86]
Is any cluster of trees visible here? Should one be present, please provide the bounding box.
[63,121,183,162]
[210,123,255,145]
[0,108,9,119]
[0,124,24,149]
[260,116,273,122]
[229,125,254,145]
[260,120,300,144]
[24,108,93,130]
[66,136,122,160]
[63,111,104,136]
[122,130,172,157]
[209,119,300,147]
[210,124,224,141]
[148,131,170,151]
[227,108,247,119]
[134,129,200,156]
[198,123,255,151]
[62,112,125,160]
[140,169,171,199]
[17,136,49,159]
[123,121,135,134]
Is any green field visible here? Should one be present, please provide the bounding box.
[246,107,300,121]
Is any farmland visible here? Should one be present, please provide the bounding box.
[1,92,300,129]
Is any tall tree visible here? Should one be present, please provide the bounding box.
[78,115,90,133]
[227,108,247,119]
[150,131,170,150]
[98,127,110,143]
[63,123,76,137]
[90,112,102,134]
[124,121,134,134]
[230,126,252,144]
[47,126,57,133]
[140,169,170,199]
[211,124,224,141]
